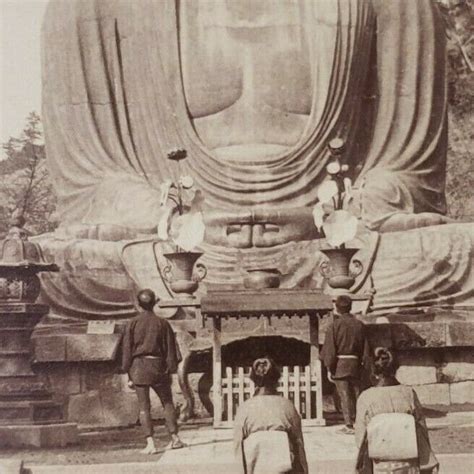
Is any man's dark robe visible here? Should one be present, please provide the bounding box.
[321,313,371,379]
[122,310,182,385]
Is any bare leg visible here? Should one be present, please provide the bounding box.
[177,351,195,422]
[198,371,214,416]
[135,386,158,454]
[334,379,353,428]
[153,381,186,449]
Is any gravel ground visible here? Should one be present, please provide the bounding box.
[0,424,170,465]
[429,426,474,454]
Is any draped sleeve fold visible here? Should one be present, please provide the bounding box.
[357,0,448,228]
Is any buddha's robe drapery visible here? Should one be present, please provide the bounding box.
[35,223,474,320]
[37,0,474,322]
[42,0,447,229]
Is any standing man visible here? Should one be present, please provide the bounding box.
[122,289,185,453]
[321,294,371,435]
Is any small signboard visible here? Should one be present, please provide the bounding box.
[87,320,116,335]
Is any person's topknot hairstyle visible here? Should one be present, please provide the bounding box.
[137,288,157,311]
[373,347,397,377]
[334,294,352,313]
[250,357,281,388]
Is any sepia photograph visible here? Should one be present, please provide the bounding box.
[0,0,473,472]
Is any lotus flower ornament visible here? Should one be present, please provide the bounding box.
[314,139,363,290]
[155,150,207,298]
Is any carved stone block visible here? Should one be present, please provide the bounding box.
[0,459,23,474]
[443,362,474,382]
[412,383,450,406]
[392,323,446,349]
[68,390,104,426]
[0,328,30,351]
[441,349,474,382]
[450,381,474,405]
[33,336,66,362]
[0,423,77,448]
[48,368,82,396]
[0,400,62,425]
[101,392,139,427]
[66,334,121,362]
[396,365,438,385]
[0,357,33,377]
[68,389,139,428]
[448,322,474,346]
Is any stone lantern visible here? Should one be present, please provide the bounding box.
[0,217,77,447]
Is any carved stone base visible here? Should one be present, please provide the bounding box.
[0,399,62,424]
[0,302,78,447]
[0,422,77,448]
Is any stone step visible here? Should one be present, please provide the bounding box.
[0,400,63,424]
[0,376,50,397]
[17,454,474,474]
[0,356,35,376]
[0,421,77,448]
[0,328,31,352]
[0,459,23,474]
[0,350,30,356]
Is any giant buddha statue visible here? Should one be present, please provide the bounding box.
[36,0,474,322]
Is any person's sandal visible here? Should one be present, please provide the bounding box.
[337,426,355,435]
[140,445,159,454]
[171,439,186,449]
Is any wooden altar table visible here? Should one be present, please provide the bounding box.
[201,289,332,428]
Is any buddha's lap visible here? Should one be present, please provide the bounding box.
[36,222,474,318]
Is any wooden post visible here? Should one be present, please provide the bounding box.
[282,366,289,399]
[304,365,311,419]
[226,366,233,422]
[309,313,326,425]
[238,367,245,406]
[212,316,222,427]
[294,365,301,415]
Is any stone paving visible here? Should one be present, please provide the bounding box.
[159,423,357,464]
[2,412,473,473]
[156,416,474,474]
[26,427,474,474]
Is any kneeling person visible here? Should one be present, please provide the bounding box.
[233,358,308,473]
[122,289,185,453]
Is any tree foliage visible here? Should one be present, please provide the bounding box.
[439,0,474,221]
[0,112,57,237]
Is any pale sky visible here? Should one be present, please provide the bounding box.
[0,0,49,145]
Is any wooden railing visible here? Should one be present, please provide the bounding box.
[216,365,322,428]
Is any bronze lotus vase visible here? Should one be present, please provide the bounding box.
[319,247,363,290]
[163,251,207,297]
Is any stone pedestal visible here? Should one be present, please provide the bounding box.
[0,302,77,447]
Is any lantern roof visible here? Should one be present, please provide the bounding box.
[0,217,58,273]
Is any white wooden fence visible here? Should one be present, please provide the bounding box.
[216,365,322,428]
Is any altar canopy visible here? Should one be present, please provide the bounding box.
[42,0,447,230]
